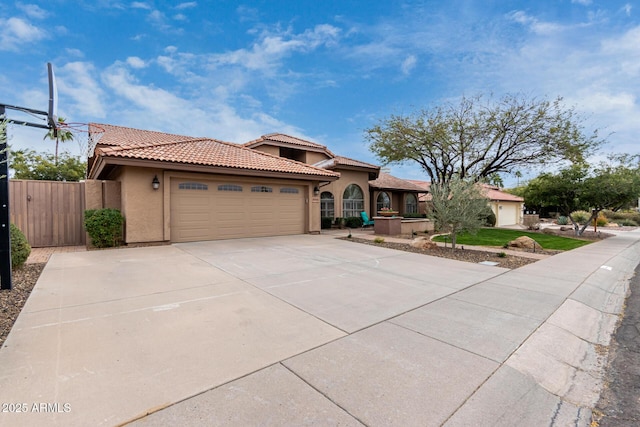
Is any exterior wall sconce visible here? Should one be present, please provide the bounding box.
[313,186,320,196]
[152,175,160,190]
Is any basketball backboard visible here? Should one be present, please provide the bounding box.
[47,62,58,129]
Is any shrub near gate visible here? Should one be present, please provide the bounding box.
[84,209,124,248]
[10,224,31,269]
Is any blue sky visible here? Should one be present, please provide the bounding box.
[2,0,639,185]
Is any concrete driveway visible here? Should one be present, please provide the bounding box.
[1,232,639,426]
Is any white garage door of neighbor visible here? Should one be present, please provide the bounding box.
[170,179,306,242]
[497,204,518,227]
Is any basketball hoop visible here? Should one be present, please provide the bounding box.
[47,62,58,130]
[56,122,105,134]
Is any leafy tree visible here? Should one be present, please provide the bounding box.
[485,173,504,188]
[366,94,602,184]
[10,149,86,181]
[515,171,523,186]
[428,176,491,249]
[44,117,74,163]
[522,158,640,235]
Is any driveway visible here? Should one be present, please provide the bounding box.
[0,232,639,426]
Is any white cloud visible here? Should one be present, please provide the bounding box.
[16,3,48,19]
[131,2,152,10]
[572,0,592,5]
[57,62,107,118]
[507,11,565,35]
[401,55,417,75]
[175,2,197,10]
[100,62,303,142]
[209,24,341,72]
[621,4,632,16]
[126,56,147,68]
[65,48,84,58]
[173,13,188,22]
[237,5,259,22]
[0,17,46,51]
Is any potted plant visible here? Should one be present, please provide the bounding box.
[378,207,399,217]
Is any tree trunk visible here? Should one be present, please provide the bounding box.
[451,232,457,249]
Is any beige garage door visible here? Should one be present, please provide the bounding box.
[170,179,306,242]
[497,203,519,227]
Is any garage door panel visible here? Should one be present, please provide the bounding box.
[171,179,305,242]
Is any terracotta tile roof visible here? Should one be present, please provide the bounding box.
[90,124,339,179]
[404,179,523,203]
[482,185,524,202]
[244,133,334,154]
[315,156,380,171]
[406,180,431,192]
[89,123,199,149]
[369,173,425,192]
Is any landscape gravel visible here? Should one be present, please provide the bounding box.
[0,263,45,348]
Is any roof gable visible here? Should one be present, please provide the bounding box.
[88,124,340,180]
[314,156,380,171]
[244,133,335,157]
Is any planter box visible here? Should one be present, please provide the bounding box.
[373,216,403,235]
[378,211,399,217]
[400,219,433,235]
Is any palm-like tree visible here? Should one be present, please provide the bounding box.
[44,117,74,164]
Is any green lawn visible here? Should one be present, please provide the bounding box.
[432,228,592,251]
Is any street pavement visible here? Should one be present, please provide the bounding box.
[0,230,638,426]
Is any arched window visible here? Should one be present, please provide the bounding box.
[320,192,334,218]
[405,193,418,214]
[376,192,391,212]
[343,184,364,217]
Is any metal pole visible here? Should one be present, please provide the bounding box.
[0,107,12,290]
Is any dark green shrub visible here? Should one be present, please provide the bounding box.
[484,210,496,227]
[497,252,507,258]
[321,217,333,229]
[84,208,124,248]
[403,213,427,219]
[557,216,568,225]
[10,224,31,269]
[344,216,363,228]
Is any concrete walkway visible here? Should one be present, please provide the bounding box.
[1,231,639,426]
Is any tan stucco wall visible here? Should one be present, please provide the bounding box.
[372,190,419,216]
[84,180,122,210]
[319,169,371,218]
[252,145,280,156]
[84,180,103,211]
[119,167,165,243]
[306,151,331,165]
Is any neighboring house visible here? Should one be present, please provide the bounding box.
[407,180,524,227]
[86,124,421,244]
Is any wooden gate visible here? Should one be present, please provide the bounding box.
[9,180,86,247]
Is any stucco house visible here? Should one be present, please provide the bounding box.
[86,124,421,244]
[407,180,525,227]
